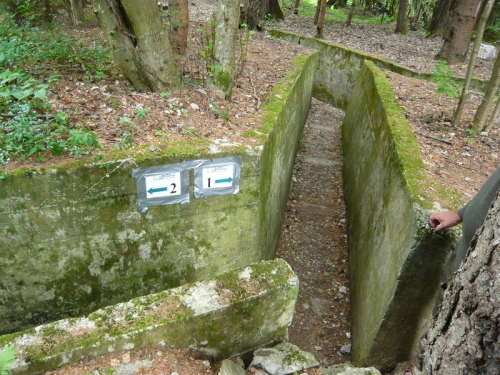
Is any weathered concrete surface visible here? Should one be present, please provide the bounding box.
[0,260,299,375]
[341,61,458,370]
[267,29,489,109]
[0,52,317,335]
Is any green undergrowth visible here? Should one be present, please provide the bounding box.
[0,14,117,166]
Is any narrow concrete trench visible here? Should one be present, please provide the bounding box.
[276,98,351,367]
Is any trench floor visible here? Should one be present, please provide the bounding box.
[276,98,351,366]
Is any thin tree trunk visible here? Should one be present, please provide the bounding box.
[45,0,53,22]
[63,0,85,25]
[293,0,300,14]
[169,0,189,55]
[453,0,495,128]
[316,0,327,37]
[91,0,181,92]
[314,0,321,25]
[346,0,356,26]
[417,191,500,374]
[209,0,240,98]
[436,0,482,64]
[473,51,500,134]
[484,96,500,133]
[395,0,408,33]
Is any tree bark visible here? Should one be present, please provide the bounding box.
[436,0,482,64]
[293,0,300,14]
[346,0,356,26]
[472,51,500,134]
[45,0,53,22]
[91,0,181,92]
[168,0,189,55]
[417,191,500,374]
[314,0,321,25]
[209,0,240,98]
[395,0,408,34]
[63,0,85,25]
[427,0,457,37]
[316,0,327,37]
[484,96,500,133]
[453,0,495,128]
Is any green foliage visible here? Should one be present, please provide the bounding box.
[0,16,114,164]
[208,100,230,122]
[235,23,255,80]
[0,344,17,375]
[431,60,462,98]
[198,16,221,80]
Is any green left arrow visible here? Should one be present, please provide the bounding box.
[148,187,168,194]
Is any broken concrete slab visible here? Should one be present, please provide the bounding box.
[0,260,299,375]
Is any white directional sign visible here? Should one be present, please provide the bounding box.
[202,164,235,189]
[194,157,241,198]
[132,162,191,212]
[145,172,181,198]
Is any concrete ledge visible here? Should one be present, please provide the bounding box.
[267,29,488,109]
[341,61,458,370]
[0,260,299,374]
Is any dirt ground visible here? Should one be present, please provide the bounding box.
[8,1,498,374]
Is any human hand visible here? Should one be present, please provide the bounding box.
[429,211,462,232]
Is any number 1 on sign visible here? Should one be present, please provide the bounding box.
[203,165,234,189]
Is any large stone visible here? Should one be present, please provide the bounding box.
[320,363,381,375]
[478,43,497,60]
[219,359,246,375]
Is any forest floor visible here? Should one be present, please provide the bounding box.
[15,1,498,374]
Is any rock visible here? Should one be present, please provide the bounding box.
[249,343,319,375]
[233,356,245,369]
[478,43,497,60]
[248,348,284,375]
[219,359,247,375]
[465,177,474,182]
[339,286,347,294]
[320,363,381,374]
[190,103,200,111]
[340,344,352,354]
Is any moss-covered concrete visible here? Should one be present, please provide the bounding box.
[267,29,489,108]
[341,61,459,370]
[0,260,299,375]
[0,52,317,336]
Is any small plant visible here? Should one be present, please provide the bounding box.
[181,108,189,118]
[198,16,220,80]
[208,100,230,122]
[465,137,476,144]
[0,344,17,375]
[431,60,462,98]
[117,116,135,149]
[466,128,474,135]
[155,130,169,138]
[135,107,150,120]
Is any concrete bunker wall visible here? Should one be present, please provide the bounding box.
[0,53,317,336]
[268,30,460,370]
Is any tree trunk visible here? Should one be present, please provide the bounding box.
[484,96,500,133]
[436,0,482,64]
[416,191,500,374]
[472,51,500,134]
[346,0,355,26]
[91,0,181,92]
[209,0,240,98]
[453,0,495,128]
[427,0,457,37]
[63,0,85,25]
[316,0,327,37]
[395,0,408,34]
[293,0,300,14]
[314,0,321,25]
[242,0,261,29]
[169,0,189,55]
[261,0,284,21]
[45,0,53,22]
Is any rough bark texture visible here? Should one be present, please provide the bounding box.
[316,0,327,36]
[91,0,181,92]
[473,51,500,134]
[169,0,189,55]
[436,0,482,64]
[63,0,85,25]
[314,0,321,25]
[242,0,283,28]
[427,0,457,37]
[209,0,240,97]
[346,0,356,26]
[417,191,500,375]
[395,0,408,34]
